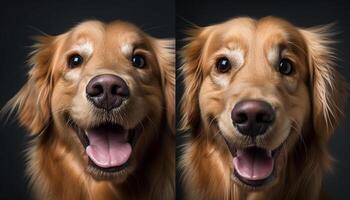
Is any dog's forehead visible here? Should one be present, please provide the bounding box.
[61,20,149,59]
[213,17,300,49]
[68,20,144,45]
[256,19,296,43]
[106,21,144,42]
[69,20,105,39]
[256,18,307,59]
[105,22,149,56]
[218,18,257,44]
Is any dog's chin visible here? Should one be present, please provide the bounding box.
[68,117,142,181]
[226,139,285,190]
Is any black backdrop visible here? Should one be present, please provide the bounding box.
[0,0,174,199]
[176,0,350,199]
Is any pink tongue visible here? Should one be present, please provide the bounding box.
[85,125,131,168]
[233,148,273,180]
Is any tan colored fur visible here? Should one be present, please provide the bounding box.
[5,20,175,200]
[180,16,346,200]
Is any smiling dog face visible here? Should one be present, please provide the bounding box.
[180,16,345,193]
[8,20,174,182]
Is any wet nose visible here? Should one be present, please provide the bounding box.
[231,100,275,137]
[86,74,129,111]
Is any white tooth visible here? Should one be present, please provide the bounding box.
[236,149,243,157]
[84,130,88,136]
[267,150,272,157]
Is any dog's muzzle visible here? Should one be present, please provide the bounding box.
[231,100,275,137]
[86,74,129,111]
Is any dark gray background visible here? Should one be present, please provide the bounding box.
[176,0,350,199]
[0,0,174,199]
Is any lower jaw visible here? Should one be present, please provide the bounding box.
[85,126,141,179]
[89,159,129,173]
[69,122,142,180]
[86,160,131,181]
[232,167,276,189]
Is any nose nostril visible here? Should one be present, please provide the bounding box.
[256,112,273,123]
[235,113,248,124]
[111,85,118,95]
[110,84,129,97]
[89,84,104,97]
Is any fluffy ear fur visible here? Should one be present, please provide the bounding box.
[180,27,211,132]
[301,26,346,139]
[152,38,175,134]
[4,36,58,135]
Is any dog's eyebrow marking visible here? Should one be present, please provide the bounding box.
[222,48,244,67]
[73,41,93,56]
[268,46,280,65]
[121,43,133,55]
[211,48,244,88]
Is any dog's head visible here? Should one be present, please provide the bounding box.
[181,17,345,189]
[7,20,174,181]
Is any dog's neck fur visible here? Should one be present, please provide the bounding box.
[27,125,174,200]
[181,127,330,200]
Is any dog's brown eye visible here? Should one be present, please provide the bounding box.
[68,54,83,68]
[131,55,146,68]
[216,57,232,73]
[278,58,293,75]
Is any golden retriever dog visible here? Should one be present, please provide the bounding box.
[4,20,175,199]
[179,16,346,199]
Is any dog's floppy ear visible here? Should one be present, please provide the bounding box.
[151,38,175,134]
[300,26,346,139]
[4,35,60,135]
[180,27,211,132]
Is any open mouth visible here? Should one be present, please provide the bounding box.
[230,145,282,187]
[71,120,141,173]
[86,124,133,169]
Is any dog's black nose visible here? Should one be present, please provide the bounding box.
[86,74,129,111]
[231,100,275,137]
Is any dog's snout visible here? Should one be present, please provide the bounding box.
[231,100,275,137]
[86,74,129,111]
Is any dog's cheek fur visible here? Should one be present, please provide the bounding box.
[198,77,226,132]
[180,138,232,200]
[51,78,82,145]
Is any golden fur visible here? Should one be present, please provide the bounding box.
[5,20,175,199]
[179,16,346,199]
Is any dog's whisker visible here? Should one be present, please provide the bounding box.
[206,114,221,151]
[206,129,223,156]
[177,15,200,28]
